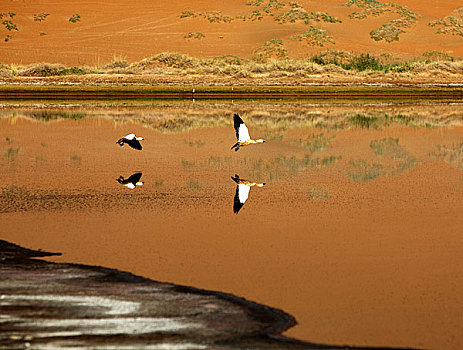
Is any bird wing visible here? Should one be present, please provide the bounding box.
[124,183,136,189]
[124,133,136,140]
[127,172,143,183]
[234,114,250,142]
[231,174,240,184]
[233,184,250,213]
[128,139,142,150]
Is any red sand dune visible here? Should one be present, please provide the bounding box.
[0,0,462,65]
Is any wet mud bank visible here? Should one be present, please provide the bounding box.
[0,240,414,350]
[1,81,463,100]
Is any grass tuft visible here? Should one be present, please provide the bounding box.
[306,186,330,201]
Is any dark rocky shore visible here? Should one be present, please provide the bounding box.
[0,240,415,350]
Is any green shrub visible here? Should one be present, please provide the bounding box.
[69,14,81,23]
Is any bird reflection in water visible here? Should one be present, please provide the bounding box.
[117,172,144,189]
[231,174,265,214]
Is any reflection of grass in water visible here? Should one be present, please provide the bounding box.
[70,155,81,166]
[370,137,416,173]
[264,130,284,141]
[199,156,233,169]
[5,147,20,162]
[185,140,205,147]
[155,181,164,187]
[25,111,87,121]
[306,186,331,201]
[273,155,311,174]
[153,115,223,134]
[347,114,418,129]
[35,109,448,135]
[198,153,340,181]
[35,156,46,166]
[348,159,385,182]
[349,114,379,129]
[311,155,342,167]
[293,132,334,152]
[431,143,463,170]
[5,137,12,145]
[181,159,195,169]
[396,157,416,173]
[349,138,416,181]
[187,181,201,189]
[371,137,409,159]
[384,114,415,126]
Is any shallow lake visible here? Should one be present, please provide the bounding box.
[1,99,462,349]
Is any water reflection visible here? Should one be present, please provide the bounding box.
[117,172,144,189]
[1,101,463,349]
[231,174,265,214]
[348,138,416,182]
[431,142,463,170]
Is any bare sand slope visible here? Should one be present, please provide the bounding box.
[0,0,462,65]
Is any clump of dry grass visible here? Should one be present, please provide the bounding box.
[252,39,288,62]
[179,9,234,23]
[423,50,454,62]
[429,9,463,37]
[17,63,92,76]
[0,63,13,77]
[184,32,205,40]
[290,28,335,47]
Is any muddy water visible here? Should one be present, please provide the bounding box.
[1,101,462,350]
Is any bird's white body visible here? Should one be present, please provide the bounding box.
[123,182,144,189]
[238,124,251,142]
[237,184,251,204]
[231,114,266,151]
[117,134,144,150]
[123,134,144,141]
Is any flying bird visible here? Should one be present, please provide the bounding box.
[231,114,266,152]
[116,133,144,150]
[231,174,265,214]
[117,172,144,189]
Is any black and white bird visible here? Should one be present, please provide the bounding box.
[116,133,144,150]
[231,114,266,152]
[117,172,144,189]
[231,174,265,214]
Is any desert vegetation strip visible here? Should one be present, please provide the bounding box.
[1,50,461,78]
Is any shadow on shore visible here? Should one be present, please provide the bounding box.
[0,240,419,350]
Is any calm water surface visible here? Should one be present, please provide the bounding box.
[1,100,462,349]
